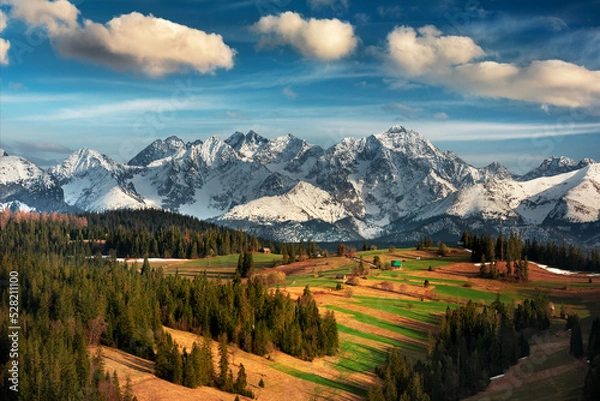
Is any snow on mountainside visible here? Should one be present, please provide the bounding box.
[0,150,69,212]
[520,156,595,181]
[1,126,599,243]
[221,181,348,224]
[128,136,189,167]
[225,130,269,161]
[49,148,145,211]
[0,153,44,185]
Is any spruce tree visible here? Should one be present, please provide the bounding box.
[234,363,248,394]
[218,333,229,389]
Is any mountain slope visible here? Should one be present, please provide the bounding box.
[0,150,70,212]
[1,127,599,244]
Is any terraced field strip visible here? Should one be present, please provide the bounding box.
[433,284,513,303]
[336,324,405,348]
[326,305,428,341]
[334,341,389,374]
[286,275,340,288]
[350,297,450,326]
[270,362,367,397]
[402,275,468,285]
[180,253,283,269]
[159,253,284,278]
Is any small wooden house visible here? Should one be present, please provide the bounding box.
[335,274,347,280]
[261,247,271,254]
[391,260,402,269]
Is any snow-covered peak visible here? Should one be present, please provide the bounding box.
[0,149,7,157]
[254,133,314,165]
[578,158,596,168]
[225,130,269,161]
[541,156,576,169]
[483,161,513,180]
[0,154,43,185]
[188,136,238,167]
[128,136,187,166]
[224,131,245,148]
[521,156,592,180]
[50,148,121,181]
[373,126,440,159]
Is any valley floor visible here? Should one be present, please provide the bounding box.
[110,249,600,400]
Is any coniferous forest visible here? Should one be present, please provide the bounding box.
[368,295,550,401]
[461,231,600,273]
[0,210,338,400]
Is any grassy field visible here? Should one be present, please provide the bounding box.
[155,252,284,278]
[118,247,600,401]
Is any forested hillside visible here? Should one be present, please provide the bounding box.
[462,231,600,273]
[0,210,338,400]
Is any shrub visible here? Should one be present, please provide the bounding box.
[259,378,265,388]
[335,283,343,291]
[463,282,474,288]
[424,280,430,288]
[345,276,359,286]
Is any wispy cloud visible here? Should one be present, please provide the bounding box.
[382,102,423,118]
[1,93,82,103]
[216,110,251,121]
[15,141,73,154]
[20,97,215,121]
[282,87,297,99]
[409,121,600,141]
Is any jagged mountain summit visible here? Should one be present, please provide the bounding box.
[1,127,598,245]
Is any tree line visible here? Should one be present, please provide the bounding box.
[368,294,551,401]
[461,231,600,273]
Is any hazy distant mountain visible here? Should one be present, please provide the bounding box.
[1,127,599,246]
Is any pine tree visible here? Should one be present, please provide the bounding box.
[112,371,121,401]
[141,256,150,275]
[123,376,135,401]
[183,349,198,388]
[198,335,215,386]
[234,363,248,394]
[522,257,529,282]
[218,333,229,389]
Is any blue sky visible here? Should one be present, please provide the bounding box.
[0,0,599,174]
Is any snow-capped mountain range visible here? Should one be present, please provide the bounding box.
[1,126,599,245]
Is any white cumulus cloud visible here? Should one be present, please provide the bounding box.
[56,13,236,77]
[0,10,9,65]
[386,25,600,108]
[0,9,8,32]
[8,0,78,35]
[387,25,485,76]
[252,11,358,61]
[6,0,235,77]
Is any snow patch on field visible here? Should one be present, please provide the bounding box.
[534,263,600,277]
